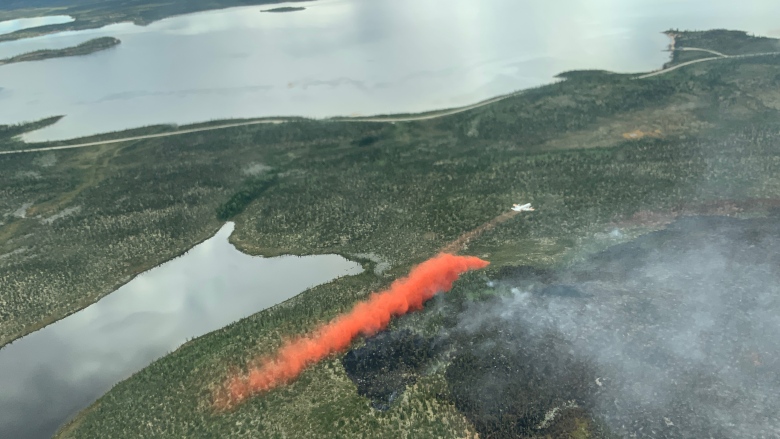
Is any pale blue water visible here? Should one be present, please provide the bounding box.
[0,222,363,439]
[0,0,778,141]
[0,15,73,36]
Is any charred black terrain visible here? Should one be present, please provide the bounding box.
[447,215,780,438]
[342,330,442,410]
[337,215,780,438]
[445,327,598,438]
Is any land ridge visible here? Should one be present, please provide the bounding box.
[0,36,120,66]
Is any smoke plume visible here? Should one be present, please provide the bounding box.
[453,216,780,438]
[215,253,488,408]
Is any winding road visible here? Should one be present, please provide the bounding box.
[3,49,779,156]
[677,47,728,57]
[0,119,288,155]
[635,48,780,79]
[0,91,525,156]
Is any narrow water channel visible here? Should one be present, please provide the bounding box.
[0,222,363,439]
[0,16,74,36]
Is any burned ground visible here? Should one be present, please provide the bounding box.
[344,215,780,438]
[456,215,780,438]
[444,326,598,438]
[341,330,443,410]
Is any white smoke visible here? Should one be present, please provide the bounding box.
[458,216,780,438]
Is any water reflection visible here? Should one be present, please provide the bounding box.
[0,222,363,439]
[1,0,779,141]
[0,16,73,36]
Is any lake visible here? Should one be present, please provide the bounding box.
[0,15,73,36]
[1,0,780,141]
[0,222,363,439]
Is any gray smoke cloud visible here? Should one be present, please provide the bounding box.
[456,215,780,438]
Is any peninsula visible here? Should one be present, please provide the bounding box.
[262,6,306,13]
[0,0,310,43]
[0,37,120,66]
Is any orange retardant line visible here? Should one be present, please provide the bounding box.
[214,253,489,409]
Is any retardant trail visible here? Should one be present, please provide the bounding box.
[215,253,488,409]
[440,210,519,254]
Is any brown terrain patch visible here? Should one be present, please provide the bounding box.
[441,210,520,254]
[622,128,663,140]
[613,198,780,229]
[537,99,709,151]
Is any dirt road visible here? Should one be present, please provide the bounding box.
[0,119,288,155]
[0,91,524,156]
[441,210,521,254]
[4,49,780,156]
[635,49,780,79]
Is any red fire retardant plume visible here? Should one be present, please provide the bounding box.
[216,253,488,408]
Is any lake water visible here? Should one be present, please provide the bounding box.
[2,0,780,141]
[0,15,73,36]
[0,222,363,439]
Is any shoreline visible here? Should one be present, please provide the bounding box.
[0,1,311,44]
[1,90,530,153]
[0,222,222,350]
[665,30,678,52]
[0,219,370,350]
[0,25,758,148]
[0,36,120,67]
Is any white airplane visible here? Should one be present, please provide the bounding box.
[511,203,535,212]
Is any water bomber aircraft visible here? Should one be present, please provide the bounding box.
[511,203,534,212]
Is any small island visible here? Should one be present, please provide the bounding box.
[0,36,120,66]
[261,6,306,13]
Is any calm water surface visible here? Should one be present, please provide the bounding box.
[0,16,73,36]
[2,0,780,141]
[0,222,363,439]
